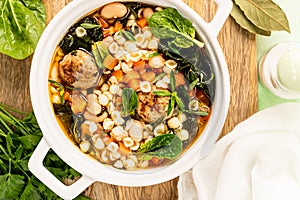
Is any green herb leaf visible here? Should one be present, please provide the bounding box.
[231,3,271,36]
[138,134,175,153]
[19,178,41,200]
[170,71,176,92]
[0,103,87,199]
[0,174,25,199]
[167,96,175,116]
[120,30,136,41]
[92,41,109,69]
[0,0,46,59]
[152,72,166,83]
[234,0,290,32]
[122,88,138,116]
[80,23,101,29]
[149,52,159,58]
[174,95,185,111]
[18,134,41,150]
[189,79,199,90]
[148,8,195,39]
[148,8,204,49]
[139,134,182,160]
[153,90,171,97]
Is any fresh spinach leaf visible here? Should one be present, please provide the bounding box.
[148,8,195,39]
[138,134,175,153]
[122,88,138,116]
[0,0,46,59]
[139,134,182,160]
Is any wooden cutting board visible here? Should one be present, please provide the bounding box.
[0,0,257,199]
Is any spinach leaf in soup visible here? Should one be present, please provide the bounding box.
[0,0,46,59]
[148,8,195,39]
[138,134,183,160]
[122,88,138,116]
[60,17,103,54]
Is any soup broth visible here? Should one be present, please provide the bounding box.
[48,2,214,170]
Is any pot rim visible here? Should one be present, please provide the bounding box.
[30,0,230,187]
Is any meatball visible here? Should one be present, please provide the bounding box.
[59,50,100,89]
[136,92,169,123]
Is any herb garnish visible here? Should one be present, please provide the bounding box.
[0,103,89,199]
[153,71,185,115]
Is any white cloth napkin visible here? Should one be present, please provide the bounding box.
[178,102,300,200]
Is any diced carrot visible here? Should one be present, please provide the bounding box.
[123,70,141,83]
[118,142,131,156]
[99,18,109,28]
[111,70,124,82]
[63,91,71,102]
[103,55,118,70]
[136,18,148,28]
[141,71,155,82]
[127,79,140,91]
[103,27,114,37]
[150,157,163,165]
[133,60,146,71]
[114,21,123,32]
[175,73,186,87]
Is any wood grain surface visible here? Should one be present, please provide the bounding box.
[0,0,257,199]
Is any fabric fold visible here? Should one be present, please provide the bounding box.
[178,102,300,200]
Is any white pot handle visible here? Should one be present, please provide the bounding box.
[28,137,94,200]
[209,0,233,36]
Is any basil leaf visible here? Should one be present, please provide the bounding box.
[153,90,171,97]
[139,135,182,160]
[0,0,46,59]
[122,88,138,115]
[170,71,176,92]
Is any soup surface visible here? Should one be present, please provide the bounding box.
[48,2,214,170]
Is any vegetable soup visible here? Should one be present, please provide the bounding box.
[48,2,214,170]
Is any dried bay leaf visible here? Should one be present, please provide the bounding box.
[234,0,290,33]
[231,3,271,36]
